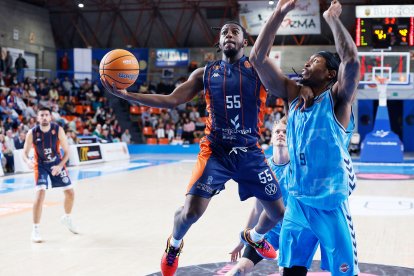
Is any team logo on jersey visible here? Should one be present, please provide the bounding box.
[265,183,277,195]
[212,72,220,78]
[244,61,251,68]
[339,263,349,273]
[230,115,240,129]
[51,129,56,135]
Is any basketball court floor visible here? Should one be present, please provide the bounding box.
[1,153,414,275]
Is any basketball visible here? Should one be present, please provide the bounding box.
[99,49,139,89]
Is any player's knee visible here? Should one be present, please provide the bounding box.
[268,207,284,223]
[180,208,203,224]
[64,189,75,199]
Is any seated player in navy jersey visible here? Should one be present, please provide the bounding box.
[102,21,313,276]
[249,1,360,275]
[23,107,78,243]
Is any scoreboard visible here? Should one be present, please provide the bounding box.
[355,5,414,48]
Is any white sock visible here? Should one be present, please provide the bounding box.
[63,214,71,219]
[170,236,182,248]
[249,227,265,243]
[33,224,40,230]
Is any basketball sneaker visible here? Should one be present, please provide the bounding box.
[60,215,79,234]
[160,236,184,276]
[240,228,277,260]
[31,228,42,243]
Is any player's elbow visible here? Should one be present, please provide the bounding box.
[249,50,264,67]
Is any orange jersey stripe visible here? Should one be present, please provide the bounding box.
[186,138,212,193]
[257,85,267,134]
[204,89,212,136]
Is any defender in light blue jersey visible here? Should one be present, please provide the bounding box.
[228,117,329,276]
[249,0,360,275]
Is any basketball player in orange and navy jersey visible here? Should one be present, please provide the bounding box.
[103,22,312,276]
[23,107,78,243]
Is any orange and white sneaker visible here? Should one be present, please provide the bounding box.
[240,228,277,260]
[160,236,184,276]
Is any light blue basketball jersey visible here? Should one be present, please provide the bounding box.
[267,157,289,206]
[286,89,356,210]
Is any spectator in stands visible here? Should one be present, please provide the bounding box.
[27,84,38,104]
[4,129,15,172]
[260,129,272,150]
[101,127,113,143]
[141,108,151,127]
[82,128,90,136]
[0,49,4,74]
[6,89,19,112]
[66,130,77,145]
[14,130,26,150]
[156,123,166,140]
[121,129,131,144]
[0,133,7,172]
[28,117,36,129]
[169,108,179,125]
[15,53,28,83]
[112,119,122,137]
[110,129,120,143]
[60,52,70,72]
[49,85,59,101]
[24,104,37,119]
[37,82,49,98]
[15,89,27,115]
[92,123,104,139]
[189,107,200,122]
[63,98,75,115]
[160,109,170,122]
[182,118,195,144]
[166,124,175,142]
[4,51,12,75]
[150,113,158,129]
[82,78,91,91]
[51,106,66,127]
[62,77,73,96]
[85,88,94,105]
[38,95,49,108]
[0,72,7,93]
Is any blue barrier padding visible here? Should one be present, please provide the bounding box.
[128,144,273,155]
[128,144,200,154]
[360,106,404,163]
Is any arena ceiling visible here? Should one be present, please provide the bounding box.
[18,0,411,49]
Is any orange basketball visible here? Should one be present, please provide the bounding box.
[99,49,139,89]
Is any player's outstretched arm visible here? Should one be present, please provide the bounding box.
[249,0,298,102]
[102,67,204,109]
[23,130,34,169]
[324,0,360,104]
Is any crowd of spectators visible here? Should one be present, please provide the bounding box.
[0,66,131,173]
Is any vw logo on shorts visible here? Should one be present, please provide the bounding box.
[265,183,277,195]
